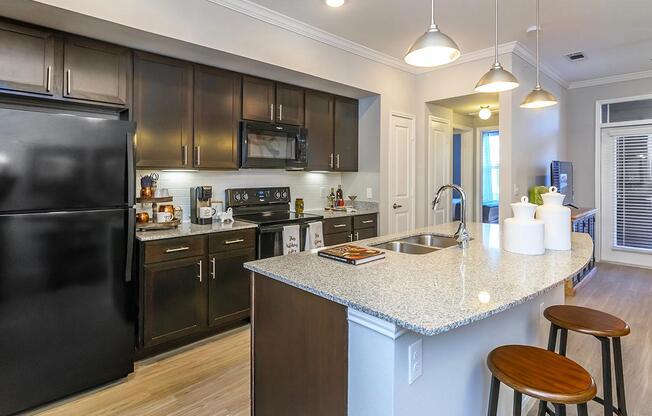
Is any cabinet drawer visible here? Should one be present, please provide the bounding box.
[323,217,352,235]
[324,231,351,247]
[144,236,206,264]
[353,214,377,230]
[209,229,256,253]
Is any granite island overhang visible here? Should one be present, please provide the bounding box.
[245,222,594,416]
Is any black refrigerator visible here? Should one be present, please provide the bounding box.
[0,107,136,415]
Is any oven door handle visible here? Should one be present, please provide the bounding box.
[259,223,312,234]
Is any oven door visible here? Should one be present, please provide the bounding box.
[241,122,306,169]
[257,223,309,259]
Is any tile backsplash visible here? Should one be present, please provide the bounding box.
[137,170,347,222]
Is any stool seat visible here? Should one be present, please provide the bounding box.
[488,345,597,405]
[544,305,630,338]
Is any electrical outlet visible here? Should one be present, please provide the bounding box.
[408,339,423,384]
[366,187,373,199]
[320,187,327,198]
[513,183,520,196]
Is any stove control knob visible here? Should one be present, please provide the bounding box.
[274,190,281,200]
[281,190,288,199]
[234,193,241,201]
[243,193,249,201]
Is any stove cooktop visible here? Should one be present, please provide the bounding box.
[234,211,323,226]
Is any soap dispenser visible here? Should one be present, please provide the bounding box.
[536,186,571,250]
[504,196,545,255]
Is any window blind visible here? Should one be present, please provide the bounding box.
[614,134,652,250]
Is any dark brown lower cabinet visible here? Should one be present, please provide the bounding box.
[322,213,378,246]
[355,227,377,241]
[143,256,206,347]
[208,248,255,327]
[324,231,351,246]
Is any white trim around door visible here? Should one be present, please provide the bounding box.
[388,111,416,234]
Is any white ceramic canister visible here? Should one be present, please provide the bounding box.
[536,186,571,250]
[503,196,545,255]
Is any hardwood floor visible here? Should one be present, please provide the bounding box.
[528,262,652,416]
[22,262,651,416]
[25,327,251,416]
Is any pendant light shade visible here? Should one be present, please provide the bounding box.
[475,0,519,93]
[404,0,461,67]
[520,0,558,108]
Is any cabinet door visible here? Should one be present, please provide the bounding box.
[324,231,351,247]
[143,256,206,347]
[134,51,193,168]
[333,96,358,172]
[354,227,377,241]
[194,65,241,169]
[0,21,56,96]
[63,36,130,105]
[305,90,334,171]
[276,83,304,126]
[242,76,275,123]
[208,248,255,327]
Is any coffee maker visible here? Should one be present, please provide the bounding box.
[190,186,213,225]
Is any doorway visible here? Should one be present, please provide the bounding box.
[480,128,500,224]
[388,112,416,233]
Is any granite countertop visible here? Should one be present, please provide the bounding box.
[305,207,379,219]
[244,222,593,336]
[136,220,258,242]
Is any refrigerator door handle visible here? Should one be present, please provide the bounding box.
[126,132,136,207]
[125,208,135,282]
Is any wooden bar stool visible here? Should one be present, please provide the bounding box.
[541,305,630,416]
[487,345,596,416]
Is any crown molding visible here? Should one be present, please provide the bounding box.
[568,69,652,89]
[512,42,569,89]
[205,0,416,73]
[413,41,519,75]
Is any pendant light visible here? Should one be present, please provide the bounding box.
[404,0,461,67]
[520,0,558,108]
[475,0,519,93]
[478,106,492,120]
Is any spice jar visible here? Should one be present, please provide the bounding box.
[295,198,304,214]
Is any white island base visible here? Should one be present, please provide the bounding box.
[348,285,563,416]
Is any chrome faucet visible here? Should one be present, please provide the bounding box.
[432,184,470,249]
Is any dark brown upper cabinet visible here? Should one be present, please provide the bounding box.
[242,76,275,123]
[305,90,334,171]
[276,83,304,126]
[63,36,130,105]
[333,96,359,171]
[134,51,193,168]
[0,20,57,96]
[194,65,241,170]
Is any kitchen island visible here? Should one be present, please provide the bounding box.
[245,222,594,416]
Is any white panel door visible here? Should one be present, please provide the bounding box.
[428,117,452,225]
[388,113,415,233]
[600,126,652,268]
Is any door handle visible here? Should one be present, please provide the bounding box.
[362,220,374,224]
[393,203,403,209]
[333,224,347,228]
[355,232,359,241]
[197,260,203,282]
[196,146,201,166]
[279,104,283,121]
[182,145,188,165]
[165,246,190,253]
[329,153,334,169]
[210,257,216,280]
[65,69,71,95]
[224,239,245,245]
[46,66,51,92]
[270,104,274,121]
[349,233,353,241]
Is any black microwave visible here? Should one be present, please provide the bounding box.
[240,121,308,170]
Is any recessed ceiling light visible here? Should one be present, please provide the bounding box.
[325,0,346,7]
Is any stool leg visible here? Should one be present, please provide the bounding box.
[513,391,522,416]
[559,328,568,356]
[613,337,628,416]
[577,403,589,416]
[554,404,567,416]
[600,337,614,416]
[537,401,548,416]
[547,323,558,352]
[488,376,500,416]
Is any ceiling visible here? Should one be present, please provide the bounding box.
[248,0,652,83]
[432,93,499,115]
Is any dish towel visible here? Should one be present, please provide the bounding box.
[305,221,325,250]
[282,224,301,255]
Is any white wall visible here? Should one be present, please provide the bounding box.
[567,77,652,207]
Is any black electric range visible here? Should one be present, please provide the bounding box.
[225,187,323,259]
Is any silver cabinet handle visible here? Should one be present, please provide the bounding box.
[333,224,347,228]
[66,69,71,95]
[336,154,340,169]
[279,104,283,121]
[210,257,216,280]
[349,233,353,241]
[46,66,51,92]
[270,104,274,121]
[393,203,403,209]
[196,146,201,166]
[362,220,374,224]
[329,153,334,169]
[182,145,188,165]
[197,260,203,282]
[165,246,190,253]
[355,232,359,240]
[225,239,245,245]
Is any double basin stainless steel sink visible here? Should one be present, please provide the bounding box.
[373,234,460,255]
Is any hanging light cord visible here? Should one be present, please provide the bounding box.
[430,0,436,28]
[535,0,541,87]
[494,0,499,64]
